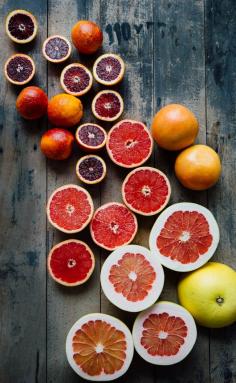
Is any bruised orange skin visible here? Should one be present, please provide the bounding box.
[40,128,74,160]
[16,86,48,120]
[71,20,103,54]
[48,93,83,128]
[152,104,199,151]
[175,144,222,190]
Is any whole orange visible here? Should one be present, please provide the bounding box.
[71,20,103,54]
[16,86,48,120]
[40,128,74,160]
[152,104,199,151]
[175,144,221,190]
[48,93,83,128]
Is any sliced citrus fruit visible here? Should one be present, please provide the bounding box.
[48,239,95,286]
[76,123,107,151]
[47,184,94,233]
[101,245,165,312]
[4,54,35,85]
[122,167,171,216]
[42,35,71,63]
[132,301,197,365]
[106,120,153,168]
[92,90,124,121]
[5,9,37,44]
[149,202,220,272]
[66,313,134,381]
[90,202,138,250]
[76,155,106,184]
[93,53,125,86]
[60,63,93,97]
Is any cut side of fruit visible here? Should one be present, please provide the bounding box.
[132,301,197,365]
[42,35,71,63]
[48,239,95,286]
[122,167,171,216]
[47,184,94,233]
[90,202,138,251]
[101,245,165,312]
[76,123,107,151]
[60,63,93,97]
[4,54,35,85]
[92,90,124,122]
[93,53,125,86]
[6,9,37,44]
[76,155,106,184]
[149,202,220,272]
[106,120,153,168]
[66,313,134,381]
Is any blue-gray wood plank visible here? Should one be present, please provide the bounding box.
[0,0,235,382]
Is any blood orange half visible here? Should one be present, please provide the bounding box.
[92,90,124,122]
[48,239,95,286]
[122,167,171,216]
[66,313,134,381]
[149,202,220,272]
[101,245,164,312]
[76,123,107,151]
[93,53,125,86]
[132,301,197,365]
[60,63,93,97]
[106,120,153,168]
[90,202,138,250]
[47,184,94,233]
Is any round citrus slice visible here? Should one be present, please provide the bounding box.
[48,239,95,286]
[93,53,125,86]
[76,155,106,184]
[47,184,94,233]
[90,202,138,250]
[76,123,107,151]
[5,9,37,44]
[66,313,134,381]
[122,167,171,216]
[60,63,93,97]
[4,54,35,85]
[132,301,197,365]
[149,202,220,272]
[101,245,165,312]
[106,120,153,168]
[92,90,124,121]
[42,35,71,63]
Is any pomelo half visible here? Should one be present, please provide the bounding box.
[101,245,164,312]
[132,301,197,365]
[66,313,134,381]
[149,202,219,272]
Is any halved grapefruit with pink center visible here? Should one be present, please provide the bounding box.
[106,120,153,168]
[132,301,197,365]
[101,245,164,312]
[48,239,95,286]
[122,167,171,216]
[149,202,219,272]
[47,184,94,233]
[90,202,138,250]
[66,313,134,381]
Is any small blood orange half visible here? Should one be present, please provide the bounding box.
[4,54,35,85]
[101,245,165,312]
[76,123,107,151]
[90,202,138,251]
[93,53,125,86]
[60,63,93,97]
[122,167,171,216]
[92,90,124,121]
[106,120,153,168]
[76,155,106,184]
[149,202,220,272]
[48,239,95,286]
[42,35,71,63]
[6,9,37,44]
[66,313,134,381]
[47,184,94,233]
[132,301,197,365]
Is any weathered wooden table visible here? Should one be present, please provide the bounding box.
[1,0,235,382]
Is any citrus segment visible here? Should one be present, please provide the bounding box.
[76,123,107,151]
[4,54,35,85]
[60,63,93,96]
[92,90,123,121]
[93,53,125,85]
[6,9,37,44]
[42,35,71,63]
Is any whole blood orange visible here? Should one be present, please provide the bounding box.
[40,128,74,160]
[152,104,199,151]
[16,86,48,120]
[71,20,103,54]
[175,144,221,190]
[48,93,83,128]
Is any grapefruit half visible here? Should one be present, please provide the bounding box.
[149,202,219,272]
